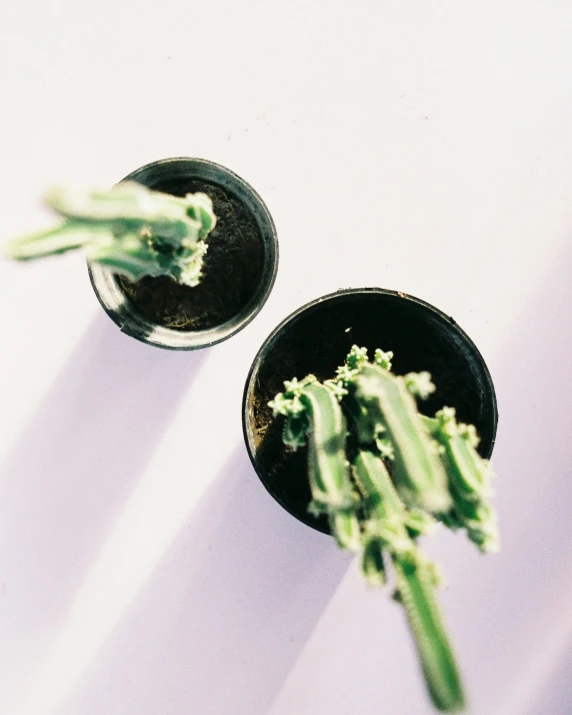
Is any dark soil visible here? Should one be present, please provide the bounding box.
[247,291,496,533]
[118,179,264,330]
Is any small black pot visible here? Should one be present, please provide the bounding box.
[242,288,498,534]
[89,157,278,350]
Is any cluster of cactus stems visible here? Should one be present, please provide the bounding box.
[4,183,217,287]
[269,346,499,713]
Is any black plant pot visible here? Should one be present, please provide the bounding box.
[89,157,278,350]
[243,288,498,534]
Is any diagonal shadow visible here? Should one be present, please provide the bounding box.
[483,239,572,715]
[521,636,572,715]
[0,313,207,698]
[57,445,352,715]
[418,239,572,715]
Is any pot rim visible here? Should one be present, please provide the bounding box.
[89,157,279,350]
[242,287,498,533]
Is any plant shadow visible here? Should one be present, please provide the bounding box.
[59,444,351,715]
[0,313,207,676]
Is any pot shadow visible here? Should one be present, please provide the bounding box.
[0,313,207,683]
[423,239,572,714]
[59,444,351,715]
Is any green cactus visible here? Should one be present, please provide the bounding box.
[3,182,217,287]
[268,376,361,551]
[269,344,500,713]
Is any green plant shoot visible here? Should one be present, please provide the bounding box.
[353,450,465,713]
[4,183,217,287]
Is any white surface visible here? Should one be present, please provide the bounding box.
[1,2,572,714]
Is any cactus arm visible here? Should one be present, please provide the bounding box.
[450,499,499,554]
[44,184,212,246]
[404,508,438,538]
[352,448,405,519]
[184,192,217,239]
[300,381,362,550]
[393,558,466,713]
[341,389,378,445]
[422,412,499,553]
[4,222,105,260]
[269,378,361,550]
[352,450,402,588]
[299,381,354,511]
[329,509,362,552]
[361,537,387,587]
[353,363,451,513]
[423,411,490,501]
[352,449,466,713]
[311,382,361,552]
[86,234,167,282]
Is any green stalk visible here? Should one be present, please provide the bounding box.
[422,412,499,553]
[300,381,354,512]
[353,364,451,513]
[4,223,101,260]
[353,450,466,713]
[86,235,166,282]
[300,381,361,550]
[394,558,466,713]
[45,184,203,244]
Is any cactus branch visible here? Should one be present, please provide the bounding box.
[270,376,361,550]
[352,363,452,513]
[353,449,466,713]
[302,384,351,502]
[4,183,217,287]
[4,222,104,260]
[393,558,466,713]
[85,234,165,282]
[353,450,465,712]
[423,410,499,553]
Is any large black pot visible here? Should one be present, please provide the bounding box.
[243,288,498,534]
[89,157,278,350]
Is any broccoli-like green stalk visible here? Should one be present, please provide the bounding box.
[3,183,217,287]
[269,344,500,713]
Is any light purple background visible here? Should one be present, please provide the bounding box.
[1,2,572,714]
